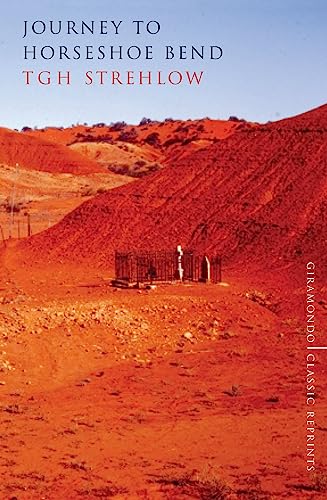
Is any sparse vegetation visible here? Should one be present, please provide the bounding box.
[236,475,271,499]
[110,121,127,131]
[118,128,138,143]
[224,385,241,397]
[266,395,279,403]
[152,468,231,499]
[182,135,198,145]
[176,124,189,133]
[107,160,162,178]
[228,115,246,122]
[96,187,109,195]
[70,132,113,144]
[164,136,183,147]
[0,197,26,214]
[139,117,153,126]
[144,132,161,147]
[93,122,106,128]
[80,186,97,197]
[312,472,327,492]
[78,485,129,497]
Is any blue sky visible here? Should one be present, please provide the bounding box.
[0,0,326,129]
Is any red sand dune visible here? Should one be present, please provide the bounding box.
[20,104,327,273]
[0,127,107,175]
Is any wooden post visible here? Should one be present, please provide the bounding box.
[0,225,6,247]
[27,214,31,236]
[218,256,222,283]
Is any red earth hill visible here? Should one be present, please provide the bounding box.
[26,118,249,177]
[20,104,327,274]
[0,127,107,175]
[26,118,242,147]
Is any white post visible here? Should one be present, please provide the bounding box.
[203,256,211,282]
[176,244,184,282]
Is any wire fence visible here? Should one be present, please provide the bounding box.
[0,211,58,245]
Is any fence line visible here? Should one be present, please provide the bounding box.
[0,212,54,244]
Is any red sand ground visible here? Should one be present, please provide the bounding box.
[0,106,326,499]
[0,250,326,499]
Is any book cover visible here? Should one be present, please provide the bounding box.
[0,0,326,498]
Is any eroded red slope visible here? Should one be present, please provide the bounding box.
[26,118,249,174]
[0,127,106,174]
[20,104,327,272]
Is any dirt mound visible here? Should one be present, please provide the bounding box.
[0,127,107,175]
[20,104,327,273]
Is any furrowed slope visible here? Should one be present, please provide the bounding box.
[0,127,108,175]
[20,105,327,272]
